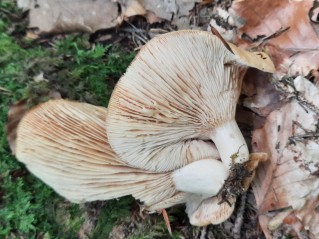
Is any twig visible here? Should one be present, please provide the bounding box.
[260,27,290,43]
[232,192,247,239]
[122,21,150,47]
[162,208,172,236]
[209,25,234,54]
[272,77,319,115]
[246,27,290,50]
[0,86,12,95]
[200,226,207,239]
[289,120,319,143]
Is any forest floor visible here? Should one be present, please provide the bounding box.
[0,1,294,239]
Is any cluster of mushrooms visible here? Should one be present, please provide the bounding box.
[15,30,275,226]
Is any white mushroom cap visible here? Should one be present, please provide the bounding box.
[106,30,274,171]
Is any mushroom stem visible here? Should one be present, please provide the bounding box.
[210,120,249,168]
[172,159,228,197]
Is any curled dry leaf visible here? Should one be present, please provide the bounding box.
[229,1,319,236]
[230,0,319,77]
[250,76,319,238]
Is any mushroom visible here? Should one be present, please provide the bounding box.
[15,99,267,225]
[15,99,228,210]
[106,30,275,173]
[15,30,275,226]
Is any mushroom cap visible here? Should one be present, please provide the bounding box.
[186,195,236,226]
[15,99,179,206]
[107,30,274,172]
[228,43,275,73]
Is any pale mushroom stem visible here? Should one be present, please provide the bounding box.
[210,120,249,168]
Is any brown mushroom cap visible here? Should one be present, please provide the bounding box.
[106,30,274,172]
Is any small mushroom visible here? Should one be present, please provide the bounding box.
[15,99,228,210]
[106,30,274,172]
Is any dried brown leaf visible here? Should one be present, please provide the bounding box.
[250,77,319,238]
[230,0,319,76]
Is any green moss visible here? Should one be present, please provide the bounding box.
[0,3,135,238]
[92,197,135,239]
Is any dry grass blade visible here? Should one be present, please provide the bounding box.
[162,208,172,236]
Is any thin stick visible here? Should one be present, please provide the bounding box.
[209,24,234,53]
[162,208,172,236]
[200,226,207,239]
[232,192,247,239]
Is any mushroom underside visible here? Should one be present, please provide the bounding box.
[107,30,254,172]
[15,100,181,207]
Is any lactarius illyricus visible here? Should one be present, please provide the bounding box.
[15,99,230,212]
[106,30,275,172]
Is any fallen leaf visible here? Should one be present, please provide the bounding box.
[250,76,319,238]
[33,72,48,82]
[122,0,147,19]
[228,1,319,236]
[230,0,319,76]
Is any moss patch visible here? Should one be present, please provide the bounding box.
[0,2,134,238]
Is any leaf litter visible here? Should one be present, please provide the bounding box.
[4,0,319,238]
[225,0,319,238]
